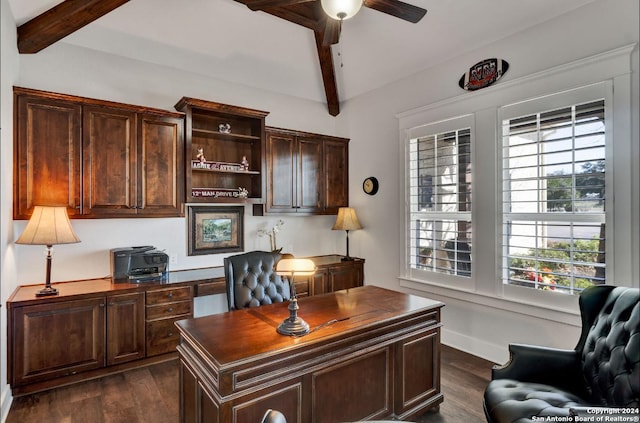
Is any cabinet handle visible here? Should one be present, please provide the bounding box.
[167,293,173,298]
[167,307,174,312]
[167,332,174,337]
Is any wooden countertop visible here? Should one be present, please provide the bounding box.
[6,267,226,305]
[7,255,364,306]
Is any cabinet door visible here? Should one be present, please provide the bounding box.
[10,297,106,386]
[323,140,349,214]
[266,130,297,212]
[311,270,329,295]
[329,261,364,292]
[83,105,138,216]
[137,114,184,216]
[14,94,82,219]
[297,137,323,213]
[107,292,146,366]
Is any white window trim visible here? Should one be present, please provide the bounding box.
[397,44,637,322]
[403,114,475,291]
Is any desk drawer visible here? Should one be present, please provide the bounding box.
[146,286,192,305]
[146,300,192,321]
[146,318,183,356]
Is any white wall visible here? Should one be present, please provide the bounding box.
[0,0,20,419]
[344,0,639,363]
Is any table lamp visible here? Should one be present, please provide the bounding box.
[275,258,316,336]
[332,207,361,261]
[15,206,80,297]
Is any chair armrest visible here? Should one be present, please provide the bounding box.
[492,344,588,399]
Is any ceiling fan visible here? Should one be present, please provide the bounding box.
[239,0,427,45]
[234,0,428,115]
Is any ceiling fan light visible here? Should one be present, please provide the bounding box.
[321,0,363,20]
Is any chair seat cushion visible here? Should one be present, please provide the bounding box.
[484,379,586,423]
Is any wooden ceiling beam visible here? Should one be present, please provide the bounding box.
[17,0,130,54]
[314,31,340,116]
[247,0,314,11]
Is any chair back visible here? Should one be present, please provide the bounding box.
[224,251,291,311]
[579,286,639,407]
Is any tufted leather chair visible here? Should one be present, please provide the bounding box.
[224,251,291,311]
[483,285,639,422]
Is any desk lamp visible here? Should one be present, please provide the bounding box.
[332,207,361,261]
[275,258,316,336]
[15,206,80,297]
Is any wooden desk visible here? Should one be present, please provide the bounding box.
[176,285,444,422]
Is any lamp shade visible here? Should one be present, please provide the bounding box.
[332,207,362,231]
[16,206,80,246]
[276,258,317,277]
[321,0,363,20]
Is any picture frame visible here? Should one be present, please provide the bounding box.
[188,206,244,256]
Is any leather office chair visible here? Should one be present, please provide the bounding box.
[483,285,639,422]
[224,250,291,311]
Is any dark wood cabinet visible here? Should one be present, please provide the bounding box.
[175,97,268,203]
[14,92,82,218]
[323,140,349,214]
[294,256,363,297]
[82,105,137,216]
[106,292,146,366]
[256,127,349,215]
[6,258,358,395]
[9,297,106,387]
[14,87,185,219]
[145,285,193,357]
[136,113,184,216]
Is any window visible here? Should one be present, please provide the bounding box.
[501,100,606,294]
[408,125,472,278]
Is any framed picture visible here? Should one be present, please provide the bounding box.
[188,206,244,256]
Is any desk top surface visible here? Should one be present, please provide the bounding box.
[175,285,443,367]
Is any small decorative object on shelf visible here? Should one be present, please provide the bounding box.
[257,219,285,252]
[192,187,249,199]
[191,160,247,172]
[241,155,249,171]
[219,123,231,133]
[196,147,206,163]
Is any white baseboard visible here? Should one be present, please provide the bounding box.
[0,386,12,423]
[441,327,509,365]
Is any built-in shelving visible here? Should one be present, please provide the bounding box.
[175,97,269,203]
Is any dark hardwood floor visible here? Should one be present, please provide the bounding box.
[7,345,494,423]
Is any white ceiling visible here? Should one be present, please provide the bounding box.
[8,0,598,104]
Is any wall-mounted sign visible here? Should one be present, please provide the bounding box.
[458,58,509,91]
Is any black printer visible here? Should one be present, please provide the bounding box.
[110,246,169,282]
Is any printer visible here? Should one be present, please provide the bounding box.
[110,246,169,282]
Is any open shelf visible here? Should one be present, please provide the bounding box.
[175,97,269,203]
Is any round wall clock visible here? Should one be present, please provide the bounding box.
[362,177,379,196]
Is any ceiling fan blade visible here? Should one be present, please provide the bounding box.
[364,0,427,23]
[322,18,341,46]
[247,0,313,11]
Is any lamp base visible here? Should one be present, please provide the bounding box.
[277,316,310,336]
[341,256,356,261]
[35,286,59,297]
